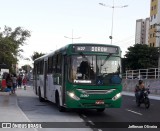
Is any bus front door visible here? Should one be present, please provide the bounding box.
[62,55,67,105]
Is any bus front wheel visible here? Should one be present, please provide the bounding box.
[56,93,65,112]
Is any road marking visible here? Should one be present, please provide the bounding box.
[126,109,142,116]
[88,120,95,125]
[81,114,87,118]
[98,129,103,131]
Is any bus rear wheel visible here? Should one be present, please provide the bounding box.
[96,108,105,112]
[38,88,45,102]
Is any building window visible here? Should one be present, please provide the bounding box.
[151,6,153,10]
[150,34,152,38]
[153,43,155,47]
[154,14,156,19]
[150,16,153,21]
[153,24,156,28]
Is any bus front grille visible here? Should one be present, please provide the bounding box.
[77,89,115,94]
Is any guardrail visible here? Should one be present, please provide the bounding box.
[123,68,160,79]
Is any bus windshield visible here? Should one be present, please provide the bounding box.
[69,55,121,85]
[97,56,120,75]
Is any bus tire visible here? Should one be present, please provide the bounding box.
[96,108,105,112]
[38,88,45,102]
[56,93,65,112]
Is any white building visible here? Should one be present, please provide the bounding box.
[135,18,150,45]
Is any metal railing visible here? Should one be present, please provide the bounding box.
[123,68,160,79]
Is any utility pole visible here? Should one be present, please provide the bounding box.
[99,0,128,44]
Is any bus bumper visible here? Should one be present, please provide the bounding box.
[66,95,122,109]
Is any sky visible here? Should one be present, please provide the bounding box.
[0,0,150,67]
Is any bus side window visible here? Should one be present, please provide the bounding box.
[53,54,62,85]
[53,56,56,73]
[56,54,62,73]
[48,57,53,73]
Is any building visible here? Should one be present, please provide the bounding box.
[135,18,150,45]
[149,0,160,47]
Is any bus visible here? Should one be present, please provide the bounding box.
[33,43,122,112]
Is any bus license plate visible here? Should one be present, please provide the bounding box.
[95,100,104,105]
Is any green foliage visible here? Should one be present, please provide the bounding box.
[21,64,32,73]
[124,44,159,70]
[31,51,45,61]
[0,26,30,72]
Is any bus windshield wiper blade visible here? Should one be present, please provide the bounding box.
[101,53,112,66]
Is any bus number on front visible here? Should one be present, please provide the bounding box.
[80,94,89,98]
[77,47,85,51]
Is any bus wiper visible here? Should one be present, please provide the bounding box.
[101,53,112,67]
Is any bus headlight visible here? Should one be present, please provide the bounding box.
[112,93,121,101]
[67,91,80,101]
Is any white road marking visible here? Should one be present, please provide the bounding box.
[81,114,87,118]
[88,120,95,125]
[126,109,142,116]
[98,129,103,131]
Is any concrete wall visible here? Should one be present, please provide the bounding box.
[122,79,160,95]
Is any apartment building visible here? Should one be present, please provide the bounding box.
[135,18,150,45]
[149,0,160,47]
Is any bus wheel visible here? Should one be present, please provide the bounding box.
[56,94,65,112]
[38,88,44,102]
[96,108,105,112]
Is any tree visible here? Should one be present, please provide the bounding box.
[0,26,30,72]
[31,52,45,61]
[21,64,32,74]
[124,44,159,70]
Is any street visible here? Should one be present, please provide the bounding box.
[0,82,160,131]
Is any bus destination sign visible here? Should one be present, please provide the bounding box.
[73,45,118,54]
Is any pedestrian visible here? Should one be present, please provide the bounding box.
[22,76,27,90]
[17,75,22,88]
[6,73,13,95]
[12,73,17,94]
[1,74,7,91]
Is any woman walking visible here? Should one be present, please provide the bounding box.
[12,74,17,93]
[6,73,13,95]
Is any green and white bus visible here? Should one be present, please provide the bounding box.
[33,43,122,112]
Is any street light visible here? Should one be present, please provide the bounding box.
[99,0,128,44]
[64,29,81,44]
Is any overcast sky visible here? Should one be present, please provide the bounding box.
[0,0,150,67]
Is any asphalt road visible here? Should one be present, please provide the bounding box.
[16,83,160,131]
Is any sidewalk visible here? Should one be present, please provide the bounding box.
[0,91,35,131]
[122,91,160,100]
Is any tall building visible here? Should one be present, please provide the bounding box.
[149,0,160,47]
[135,18,150,45]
